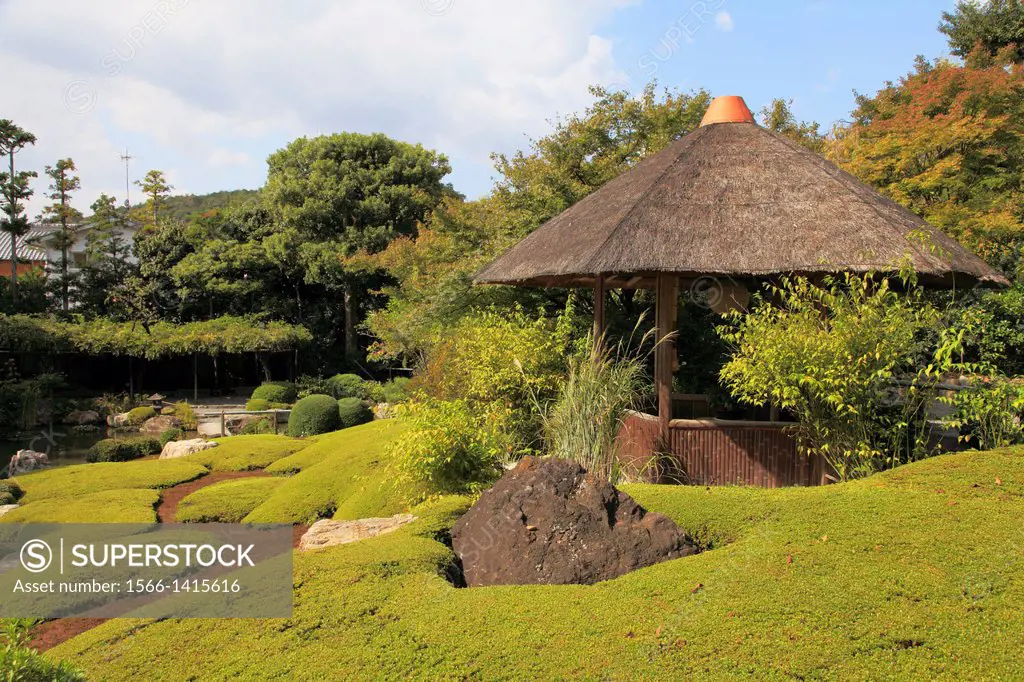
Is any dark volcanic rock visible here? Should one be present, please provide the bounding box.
[452,456,696,586]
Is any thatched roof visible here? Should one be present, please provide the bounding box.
[476,108,1007,289]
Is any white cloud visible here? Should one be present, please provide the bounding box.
[0,0,639,213]
[715,11,734,32]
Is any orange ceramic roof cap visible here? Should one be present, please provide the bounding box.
[700,95,755,127]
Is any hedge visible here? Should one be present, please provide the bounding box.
[0,315,312,358]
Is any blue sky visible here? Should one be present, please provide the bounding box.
[0,0,958,214]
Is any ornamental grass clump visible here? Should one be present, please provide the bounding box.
[543,333,651,483]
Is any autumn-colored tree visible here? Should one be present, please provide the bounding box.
[827,55,1024,279]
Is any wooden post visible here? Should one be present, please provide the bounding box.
[654,274,678,442]
[272,410,279,435]
[593,274,606,346]
[220,410,226,437]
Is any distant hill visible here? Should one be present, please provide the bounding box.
[159,189,260,221]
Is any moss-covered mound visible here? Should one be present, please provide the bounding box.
[248,420,414,523]
[48,446,1024,680]
[185,434,309,471]
[0,489,161,524]
[11,460,208,503]
[125,406,158,425]
[176,477,284,523]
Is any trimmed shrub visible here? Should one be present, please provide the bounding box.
[382,377,412,403]
[389,398,508,494]
[87,437,161,463]
[364,381,386,404]
[338,397,373,429]
[173,401,198,430]
[287,394,342,437]
[126,406,158,425]
[0,479,24,505]
[245,398,289,411]
[326,373,366,399]
[251,382,298,405]
[159,427,184,447]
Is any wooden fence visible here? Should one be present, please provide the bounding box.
[616,411,831,487]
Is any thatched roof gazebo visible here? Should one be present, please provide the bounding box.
[476,96,1007,486]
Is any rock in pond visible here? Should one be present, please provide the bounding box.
[299,514,418,551]
[9,450,49,476]
[160,438,218,459]
[452,456,696,587]
[63,409,101,425]
[108,412,130,427]
[140,415,182,434]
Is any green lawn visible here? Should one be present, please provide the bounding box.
[176,477,284,523]
[43,441,1024,680]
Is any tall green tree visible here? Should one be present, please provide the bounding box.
[0,120,37,305]
[940,0,1024,63]
[493,84,711,231]
[366,84,712,363]
[135,169,173,227]
[77,194,135,317]
[264,132,453,361]
[40,158,83,312]
[759,99,825,153]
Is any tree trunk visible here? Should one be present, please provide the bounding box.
[7,151,16,305]
[343,284,358,361]
[256,352,271,382]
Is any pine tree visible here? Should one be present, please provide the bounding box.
[77,194,135,316]
[0,120,37,306]
[40,158,83,312]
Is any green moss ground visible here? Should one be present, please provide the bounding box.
[42,444,1024,680]
[186,434,310,471]
[246,420,417,524]
[10,460,208,503]
[176,477,284,523]
[0,489,161,524]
